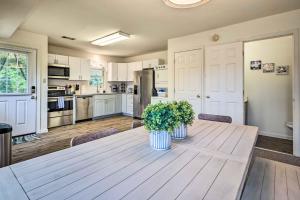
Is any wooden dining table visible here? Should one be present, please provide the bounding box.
[0,120,258,200]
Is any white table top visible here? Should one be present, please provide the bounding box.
[0,120,258,200]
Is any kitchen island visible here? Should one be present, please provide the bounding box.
[1,120,258,200]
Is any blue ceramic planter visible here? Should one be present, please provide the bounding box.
[172,123,187,139]
[149,131,171,150]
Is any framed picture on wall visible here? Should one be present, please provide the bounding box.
[250,60,261,70]
[276,65,289,75]
[262,63,275,73]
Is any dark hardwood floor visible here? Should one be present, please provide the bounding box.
[12,115,134,164]
[255,135,293,154]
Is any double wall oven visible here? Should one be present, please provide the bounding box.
[48,86,73,128]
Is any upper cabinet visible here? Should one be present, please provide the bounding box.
[69,56,90,81]
[80,58,90,81]
[107,63,118,81]
[117,63,128,82]
[127,62,142,81]
[142,59,163,69]
[48,54,69,65]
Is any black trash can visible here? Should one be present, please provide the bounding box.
[0,123,12,168]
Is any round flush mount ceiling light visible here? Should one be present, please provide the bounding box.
[162,0,211,8]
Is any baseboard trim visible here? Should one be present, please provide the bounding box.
[258,130,293,140]
[37,129,48,134]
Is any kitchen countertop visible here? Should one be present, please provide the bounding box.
[75,93,133,97]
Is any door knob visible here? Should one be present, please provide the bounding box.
[206,96,210,99]
[196,95,201,98]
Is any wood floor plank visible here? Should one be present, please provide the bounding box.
[274,161,289,200]
[241,157,266,200]
[283,163,300,200]
[260,159,275,200]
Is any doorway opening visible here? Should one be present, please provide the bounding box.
[244,35,294,154]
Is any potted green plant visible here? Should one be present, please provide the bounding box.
[172,101,195,139]
[142,102,180,150]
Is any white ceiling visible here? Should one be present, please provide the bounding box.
[19,0,300,57]
[0,0,39,38]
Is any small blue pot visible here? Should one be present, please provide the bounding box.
[172,123,187,140]
[149,131,171,150]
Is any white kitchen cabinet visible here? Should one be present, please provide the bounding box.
[69,57,91,81]
[122,94,127,113]
[80,58,90,81]
[142,59,163,69]
[127,62,142,81]
[48,54,69,65]
[107,63,118,82]
[48,54,56,65]
[126,94,133,115]
[93,95,117,117]
[69,56,81,80]
[106,97,116,115]
[117,63,128,82]
[115,94,122,113]
[93,99,106,117]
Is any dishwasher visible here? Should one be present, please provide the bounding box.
[76,95,93,121]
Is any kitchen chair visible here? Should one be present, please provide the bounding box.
[70,128,119,147]
[198,113,232,123]
[131,120,143,129]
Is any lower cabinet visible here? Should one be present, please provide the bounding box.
[93,95,116,117]
[126,94,133,115]
[115,94,122,113]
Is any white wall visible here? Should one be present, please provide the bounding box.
[124,50,168,64]
[168,9,300,156]
[48,45,125,94]
[244,36,293,140]
[0,30,48,133]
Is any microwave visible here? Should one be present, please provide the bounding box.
[48,64,70,79]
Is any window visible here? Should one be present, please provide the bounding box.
[89,69,104,87]
[0,49,29,94]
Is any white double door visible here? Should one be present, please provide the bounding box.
[0,47,37,136]
[205,42,244,124]
[175,49,203,116]
[174,42,244,124]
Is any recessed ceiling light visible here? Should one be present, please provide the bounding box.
[91,31,130,46]
[162,0,211,8]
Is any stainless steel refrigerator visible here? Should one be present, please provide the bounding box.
[133,69,156,119]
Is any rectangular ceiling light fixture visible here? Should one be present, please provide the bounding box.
[91,31,130,46]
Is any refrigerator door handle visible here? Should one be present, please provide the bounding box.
[140,76,142,103]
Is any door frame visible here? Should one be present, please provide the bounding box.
[241,29,299,156]
[0,43,38,136]
[173,48,205,113]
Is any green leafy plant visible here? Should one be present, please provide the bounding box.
[142,102,180,133]
[174,100,195,125]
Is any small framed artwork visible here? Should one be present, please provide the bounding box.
[250,60,261,70]
[262,63,275,73]
[276,65,289,75]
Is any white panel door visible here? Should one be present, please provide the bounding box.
[174,49,203,116]
[205,42,244,124]
[0,47,37,136]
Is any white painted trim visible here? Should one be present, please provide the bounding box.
[37,129,48,134]
[258,130,293,140]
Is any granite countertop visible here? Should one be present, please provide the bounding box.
[75,92,132,97]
